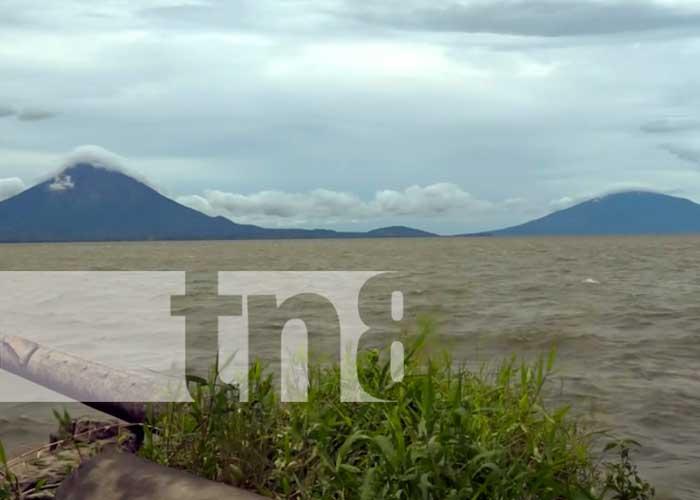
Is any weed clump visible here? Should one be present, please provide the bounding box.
[139,321,654,499]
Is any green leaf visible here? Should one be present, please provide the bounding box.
[373,435,397,468]
[336,431,369,470]
[0,440,7,466]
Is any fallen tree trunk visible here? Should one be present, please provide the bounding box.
[0,335,181,423]
[0,337,262,499]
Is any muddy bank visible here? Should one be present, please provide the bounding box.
[5,418,138,499]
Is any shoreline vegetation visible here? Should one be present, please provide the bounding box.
[1,321,654,499]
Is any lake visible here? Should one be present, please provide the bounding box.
[0,237,698,499]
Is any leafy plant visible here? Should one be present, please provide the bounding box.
[140,320,655,499]
[0,441,20,500]
[602,440,655,500]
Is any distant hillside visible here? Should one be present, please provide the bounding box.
[366,226,436,238]
[0,163,435,242]
[469,191,700,236]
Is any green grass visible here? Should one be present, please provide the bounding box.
[139,320,655,499]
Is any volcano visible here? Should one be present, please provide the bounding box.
[0,163,435,242]
[470,191,700,236]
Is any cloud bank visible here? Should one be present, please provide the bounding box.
[0,177,26,201]
[59,145,128,172]
[43,145,156,188]
[178,183,494,227]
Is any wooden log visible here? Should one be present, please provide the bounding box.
[0,335,182,423]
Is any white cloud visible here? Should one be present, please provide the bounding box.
[549,195,578,210]
[40,145,158,189]
[374,183,492,215]
[178,183,493,226]
[48,175,75,191]
[548,183,686,211]
[0,177,26,201]
[59,144,128,172]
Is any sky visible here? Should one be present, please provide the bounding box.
[1,0,699,234]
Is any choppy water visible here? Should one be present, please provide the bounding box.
[0,237,698,499]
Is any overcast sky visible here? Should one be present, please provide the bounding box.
[1,0,699,233]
